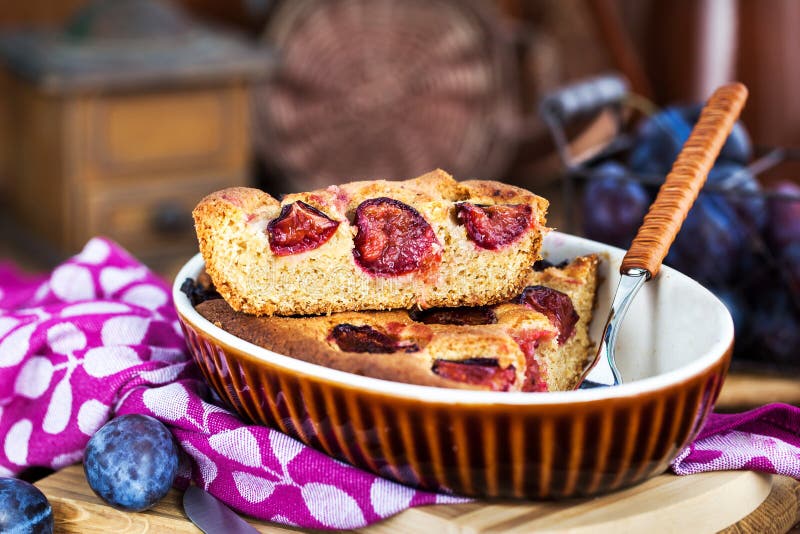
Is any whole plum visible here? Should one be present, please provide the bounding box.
[0,478,54,533]
[748,289,800,367]
[629,105,752,177]
[779,241,800,292]
[83,414,179,512]
[707,163,767,231]
[684,104,753,164]
[765,181,800,251]
[628,107,692,175]
[581,161,649,249]
[666,193,748,285]
[710,286,748,337]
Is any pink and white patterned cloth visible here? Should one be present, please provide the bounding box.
[0,238,797,529]
[671,403,800,478]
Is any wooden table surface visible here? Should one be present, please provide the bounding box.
[35,464,800,533]
[19,322,800,533]
[716,372,800,411]
[25,371,800,533]
[20,354,800,533]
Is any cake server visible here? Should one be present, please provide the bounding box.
[577,82,749,389]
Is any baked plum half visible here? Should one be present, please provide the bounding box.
[515,286,578,344]
[408,306,497,326]
[268,201,340,256]
[353,197,442,277]
[456,202,532,250]
[329,323,419,353]
[432,357,516,391]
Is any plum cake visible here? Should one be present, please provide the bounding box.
[193,169,549,316]
[187,255,599,392]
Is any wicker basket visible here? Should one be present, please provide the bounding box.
[253,0,528,190]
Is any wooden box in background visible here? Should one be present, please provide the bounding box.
[0,0,272,275]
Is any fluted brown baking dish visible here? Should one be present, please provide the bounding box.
[173,231,732,499]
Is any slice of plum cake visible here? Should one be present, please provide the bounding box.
[188,255,599,392]
[193,169,549,316]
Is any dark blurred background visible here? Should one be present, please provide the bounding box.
[0,0,798,393]
[1,0,797,267]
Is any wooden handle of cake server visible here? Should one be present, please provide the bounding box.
[620,82,748,277]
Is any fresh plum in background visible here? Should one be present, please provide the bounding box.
[707,162,767,231]
[628,105,752,176]
[584,102,800,369]
[765,181,800,251]
[747,288,800,367]
[581,161,649,249]
[711,286,748,338]
[665,193,748,285]
[628,107,693,175]
[779,241,800,291]
[683,104,753,164]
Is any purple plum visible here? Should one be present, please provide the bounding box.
[765,181,800,251]
[666,193,748,285]
[581,161,649,248]
[0,478,53,534]
[684,104,753,164]
[629,105,752,176]
[710,286,748,337]
[707,163,767,232]
[84,414,179,512]
[629,107,693,175]
[747,289,800,367]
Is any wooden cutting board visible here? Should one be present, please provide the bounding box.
[35,464,800,533]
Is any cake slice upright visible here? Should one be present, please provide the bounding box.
[193,169,549,316]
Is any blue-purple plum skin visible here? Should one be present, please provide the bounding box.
[707,163,767,231]
[629,105,752,176]
[582,162,649,249]
[666,194,748,285]
[766,181,800,251]
[748,289,800,366]
[0,478,54,534]
[83,414,179,512]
